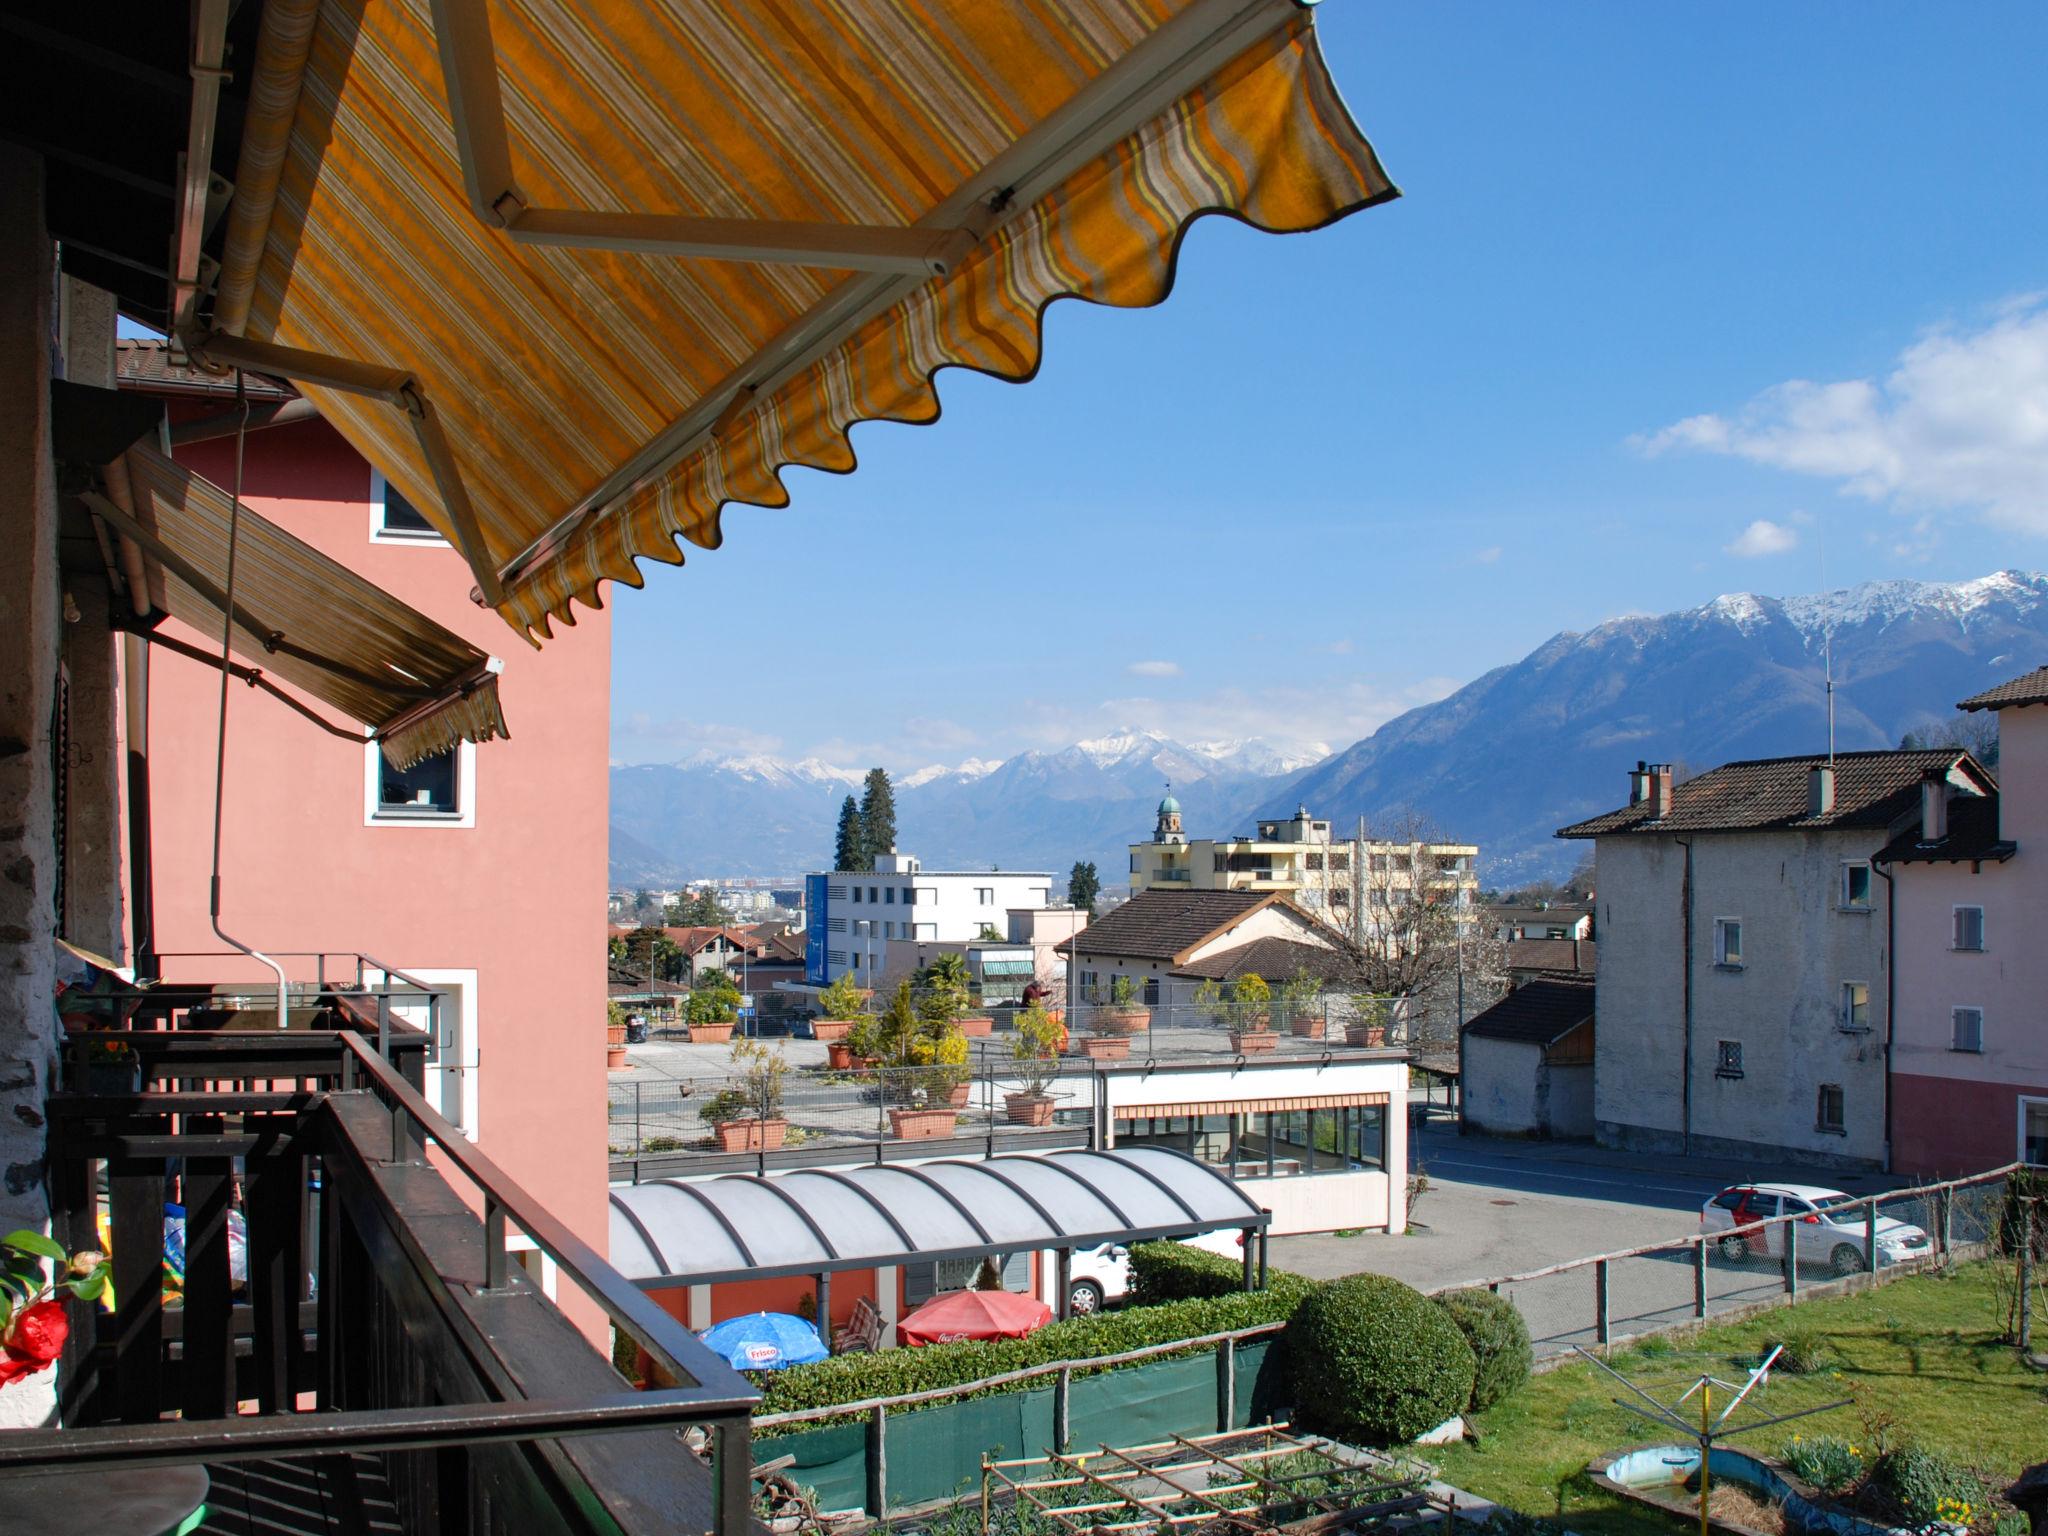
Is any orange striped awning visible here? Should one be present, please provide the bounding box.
[200,0,1394,639]
[1113,1092,1389,1119]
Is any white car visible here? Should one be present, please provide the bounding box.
[1699,1183,1931,1275]
[1066,1230,1248,1316]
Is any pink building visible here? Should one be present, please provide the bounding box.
[1881,666,2046,1176]
[121,344,615,1318]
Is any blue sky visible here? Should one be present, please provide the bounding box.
[599,5,2045,768]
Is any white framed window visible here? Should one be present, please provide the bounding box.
[1952,905,1985,952]
[914,923,936,941]
[2021,1098,2048,1166]
[365,739,475,829]
[1713,918,1743,968]
[1840,862,1872,909]
[975,887,995,904]
[369,468,450,545]
[1816,1083,1845,1135]
[1715,1039,1744,1078]
[1839,981,1870,1032]
[1951,1007,1984,1054]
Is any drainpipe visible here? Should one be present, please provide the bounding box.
[1677,837,1694,1157]
[1874,859,1895,1172]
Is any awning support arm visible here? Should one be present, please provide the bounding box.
[186,332,506,606]
[82,488,434,698]
[169,0,233,334]
[426,0,978,276]
[122,624,366,744]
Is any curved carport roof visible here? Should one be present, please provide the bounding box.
[609,1148,1266,1289]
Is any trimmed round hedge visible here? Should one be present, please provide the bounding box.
[1433,1288,1532,1411]
[1288,1274,1476,1446]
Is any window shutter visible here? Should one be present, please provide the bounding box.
[1002,1251,1030,1289]
[903,1261,936,1306]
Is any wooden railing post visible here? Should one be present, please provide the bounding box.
[1595,1258,1610,1347]
[1865,1198,1880,1277]
[1784,1217,1799,1297]
[1216,1337,1236,1432]
[1054,1366,1072,1455]
[866,1403,888,1517]
[1693,1239,1708,1319]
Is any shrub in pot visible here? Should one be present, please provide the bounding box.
[1289,1273,1476,1446]
[699,1037,789,1151]
[1433,1288,1532,1411]
[1227,974,1277,1052]
[687,975,740,1042]
[1281,970,1324,1038]
[606,1000,629,1048]
[1098,972,1150,1035]
[1005,1003,1062,1125]
[811,974,867,1043]
[912,1025,971,1108]
[1346,993,1394,1047]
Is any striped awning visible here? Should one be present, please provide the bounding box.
[198,0,1394,638]
[94,446,509,769]
[1113,1092,1389,1118]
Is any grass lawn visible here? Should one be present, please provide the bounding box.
[1427,1262,2043,1535]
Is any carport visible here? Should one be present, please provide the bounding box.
[608,1147,1271,1341]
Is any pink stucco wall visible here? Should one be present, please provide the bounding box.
[145,416,612,1335]
[1886,705,2046,1177]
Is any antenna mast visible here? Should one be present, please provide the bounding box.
[1821,523,1835,767]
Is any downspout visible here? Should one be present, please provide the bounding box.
[123,633,154,978]
[1677,837,1693,1157]
[1873,860,1895,1172]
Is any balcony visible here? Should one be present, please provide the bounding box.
[0,1017,756,1536]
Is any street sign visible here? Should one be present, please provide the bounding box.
[739,994,755,1009]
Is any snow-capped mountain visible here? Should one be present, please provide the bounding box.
[1256,570,2048,883]
[608,733,1325,882]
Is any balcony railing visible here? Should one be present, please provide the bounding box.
[0,1022,758,1536]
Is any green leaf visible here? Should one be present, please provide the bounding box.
[70,1269,109,1303]
[2,1230,66,1262]
[0,1270,33,1303]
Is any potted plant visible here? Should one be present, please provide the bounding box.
[686,975,739,1044]
[840,1011,884,1071]
[1283,970,1325,1039]
[1099,972,1150,1035]
[1345,992,1393,1048]
[812,973,867,1048]
[1004,1003,1062,1126]
[700,1037,789,1151]
[1229,973,1277,1054]
[912,1025,972,1110]
[606,1000,630,1068]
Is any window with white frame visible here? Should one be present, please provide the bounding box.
[1816,1083,1845,1134]
[1840,981,1870,1031]
[370,469,448,544]
[2023,1099,2048,1166]
[1952,905,1985,952]
[366,741,473,827]
[1951,1007,1984,1053]
[1713,918,1743,967]
[1840,862,1872,909]
[975,888,994,904]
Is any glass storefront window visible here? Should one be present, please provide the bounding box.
[1118,1105,1388,1178]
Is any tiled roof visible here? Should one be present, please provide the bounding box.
[1487,903,1593,926]
[1462,978,1595,1046]
[1172,936,1353,984]
[660,924,761,954]
[1506,938,1596,976]
[1959,665,2048,712]
[1066,889,1279,961]
[1873,794,2016,866]
[1557,750,1985,839]
[115,339,296,400]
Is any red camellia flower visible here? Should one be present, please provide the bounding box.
[0,1300,68,1389]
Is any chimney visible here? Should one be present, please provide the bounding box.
[1628,761,1651,806]
[1920,771,1948,844]
[1808,763,1835,819]
[1647,763,1674,819]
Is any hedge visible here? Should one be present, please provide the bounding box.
[1125,1241,1318,1308]
[753,1285,1302,1432]
[1433,1288,1531,1411]
[1288,1273,1476,1447]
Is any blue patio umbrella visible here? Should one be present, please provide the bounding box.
[698,1311,829,1371]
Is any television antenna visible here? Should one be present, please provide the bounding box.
[1574,1345,1850,1536]
[1819,521,1836,767]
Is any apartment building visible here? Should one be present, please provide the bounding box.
[803,851,1052,984]
[1561,752,1995,1170]
[1880,666,2044,1176]
[1128,798,1480,935]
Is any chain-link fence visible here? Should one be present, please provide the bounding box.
[1463,1165,2026,1359]
[1062,994,1411,1060]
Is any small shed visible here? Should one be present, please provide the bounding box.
[1459,978,1595,1139]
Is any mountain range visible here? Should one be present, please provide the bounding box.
[609,570,2048,888]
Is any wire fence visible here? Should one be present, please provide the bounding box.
[1463,1163,2030,1360]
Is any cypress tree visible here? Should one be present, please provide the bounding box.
[834,795,866,872]
[859,767,897,866]
[1067,860,1100,915]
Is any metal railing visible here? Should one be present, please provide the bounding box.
[1062,995,1411,1057]
[4,1027,760,1536]
[1448,1162,2037,1360]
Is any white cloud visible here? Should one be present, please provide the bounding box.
[1471,545,1504,565]
[1639,293,2048,537]
[1322,639,1356,656]
[1724,518,1798,558]
[1126,659,1182,678]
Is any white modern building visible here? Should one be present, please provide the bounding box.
[812,852,1053,984]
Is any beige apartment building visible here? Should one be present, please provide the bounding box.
[1129,797,1480,941]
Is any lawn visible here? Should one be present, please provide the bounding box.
[1427,1262,2043,1536]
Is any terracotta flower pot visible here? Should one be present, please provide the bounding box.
[1077,1035,1130,1061]
[1289,1015,1325,1039]
[1005,1092,1056,1126]
[825,1042,857,1070]
[942,1081,971,1109]
[691,1021,735,1044]
[956,1016,994,1037]
[713,1117,788,1152]
[888,1107,959,1140]
[1230,1029,1278,1055]
[606,1045,628,1069]
[810,1018,856,1042]
[1100,1008,1150,1035]
[607,1023,628,1047]
[1345,1024,1388,1048]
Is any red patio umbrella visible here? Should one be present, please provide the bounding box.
[896,1288,1053,1347]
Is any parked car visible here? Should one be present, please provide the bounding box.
[1699,1183,1931,1275]
[1066,1229,1247,1316]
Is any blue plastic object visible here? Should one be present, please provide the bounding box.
[698,1311,829,1371]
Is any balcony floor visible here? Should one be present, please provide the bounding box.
[197,1455,401,1536]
